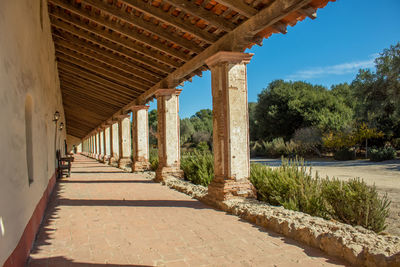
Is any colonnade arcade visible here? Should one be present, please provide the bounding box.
[53,0,332,202]
[81,51,256,200]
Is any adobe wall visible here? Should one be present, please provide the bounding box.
[0,0,65,265]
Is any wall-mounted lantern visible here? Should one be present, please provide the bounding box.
[59,122,64,131]
[53,111,60,122]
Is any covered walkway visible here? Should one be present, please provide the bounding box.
[28,155,344,266]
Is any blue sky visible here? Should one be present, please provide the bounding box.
[149,0,400,118]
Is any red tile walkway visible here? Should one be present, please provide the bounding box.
[28,154,346,266]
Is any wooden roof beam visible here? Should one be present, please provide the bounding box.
[61,83,128,107]
[81,0,204,53]
[162,0,236,32]
[53,35,157,85]
[119,0,218,43]
[58,70,134,100]
[61,90,121,111]
[298,6,317,19]
[49,0,191,61]
[215,0,258,18]
[57,61,141,97]
[50,15,176,73]
[55,49,148,92]
[59,75,131,104]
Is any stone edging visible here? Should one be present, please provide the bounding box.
[159,176,400,267]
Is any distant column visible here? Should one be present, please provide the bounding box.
[117,114,132,169]
[99,128,105,162]
[109,121,119,165]
[205,51,256,201]
[154,89,184,182]
[104,126,111,162]
[131,105,150,172]
[94,132,99,159]
[90,135,94,158]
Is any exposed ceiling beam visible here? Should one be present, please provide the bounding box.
[59,75,131,104]
[50,15,175,73]
[119,0,219,43]
[49,0,192,61]
[162,0,236,32]
[55,49,148,92]
[53,35,157,85]
[57,62,140,97]
[81,0,204,53]
[215,0,258,17]
[58,70,134,100]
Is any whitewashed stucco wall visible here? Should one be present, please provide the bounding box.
[0,0,66,264]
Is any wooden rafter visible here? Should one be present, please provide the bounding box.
[54,35,158,85]
[215,0,258,17]
[162,0,236,32]
[119,0,219,43]
[48,0,192,61]
[49,14,178,72]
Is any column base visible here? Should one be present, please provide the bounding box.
[207,176,256,202]
[108,156,118,166]
[118,157,132,169]
[132,160,150,172]
[155,166,184,182]
[98,155,105,162]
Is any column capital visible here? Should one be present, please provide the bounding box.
[205,51,254,68]
[115,113,131,120]
[154,89,182,98]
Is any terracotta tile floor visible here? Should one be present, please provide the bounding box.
[28,155,347,267]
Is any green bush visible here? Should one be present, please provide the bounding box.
[181,150,214,186]
[322,178,390,232]
[334,148,355,161]
[250,159,327,218]
[250,158,390,233]
[250,138,303,158]
[369,146,396,161]
[149,148,159,171]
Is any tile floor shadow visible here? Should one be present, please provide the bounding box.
[28,256,151,266]
[57,198,208,209]
[60,179,153,184]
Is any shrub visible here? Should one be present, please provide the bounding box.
[369,146,397,161]
[334,148,355,161]
[181,150,214,186]
[322,178,390,232]
[292,127,322,156]
[196,141,210,152]
[250,159,328,218]
[250,158,390,233]
[149,148,158,171]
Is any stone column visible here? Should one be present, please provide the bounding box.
[117,114,132,169]
[99,128,105,162]
[104,126,110,162]
[97,131,102,160]
[131,105,150,172]
[205,51,256,201]
[90,135,94,158]
[94,133,99,159]
[154,89,184,181]
[109,121,119,165]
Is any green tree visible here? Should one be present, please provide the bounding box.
[254,80,353,140]
[351,42,400,139]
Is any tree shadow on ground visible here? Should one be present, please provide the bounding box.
[27,256,151,266]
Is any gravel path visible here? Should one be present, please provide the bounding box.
[252,158,400,236]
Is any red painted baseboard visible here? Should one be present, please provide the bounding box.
[3,171,57,267]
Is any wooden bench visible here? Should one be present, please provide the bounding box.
[56,150,73,178]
